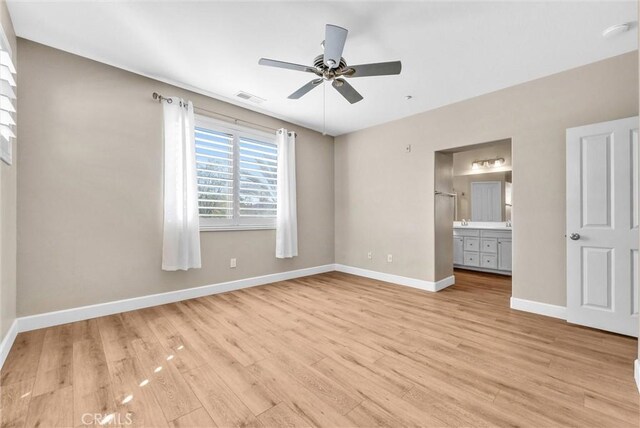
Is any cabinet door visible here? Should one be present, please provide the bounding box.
[453,237,464,265]
[498,239,512,271]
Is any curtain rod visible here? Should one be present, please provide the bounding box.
[152,92,284,134]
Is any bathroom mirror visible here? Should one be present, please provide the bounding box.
[450,140,512,222]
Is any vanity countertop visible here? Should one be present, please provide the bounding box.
[453,221,512,231]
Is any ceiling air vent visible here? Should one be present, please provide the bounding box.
[235,91,266,105]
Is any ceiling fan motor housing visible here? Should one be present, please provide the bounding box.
[313,54,348,79]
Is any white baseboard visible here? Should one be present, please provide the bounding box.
[17,264,335,333]
[335,264,455,292]
[510,297,567,320]
[635,359,640,393]
[0,319,18,369]
[5,263,452,367]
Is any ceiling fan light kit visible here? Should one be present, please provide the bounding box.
[258,24,402,104]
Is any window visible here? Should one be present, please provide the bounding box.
[195,115,278,231]
[0,26,16,165]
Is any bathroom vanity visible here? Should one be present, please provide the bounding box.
[453,222,512,275]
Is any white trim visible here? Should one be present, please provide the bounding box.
[195,114,276,142]
[10,263,455,337]
[510,297,567,320]
[200,225,276,232]
[635,359,640,394]
[0,319,18,370]
[334,264,455,292]
[17,264,334,332]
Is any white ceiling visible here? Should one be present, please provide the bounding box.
[7,1,638,136]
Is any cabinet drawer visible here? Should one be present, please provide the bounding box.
[464,251,480,267]
[453,228,480,237]
[464,237,479,251]
[481,254,498,269]
[481,238,497,254]
[481,229,512,239]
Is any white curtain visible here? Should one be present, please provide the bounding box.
[162,97,201,270]
[276,129,298,258]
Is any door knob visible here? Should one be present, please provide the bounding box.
[569,233,581,241]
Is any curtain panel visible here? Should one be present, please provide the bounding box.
[162,97,201,270]
[276,129,298,258]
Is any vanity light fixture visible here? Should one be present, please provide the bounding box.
[471,157,505,170]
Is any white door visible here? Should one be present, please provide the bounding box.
[471,181,502,221]
[566,116,639,337]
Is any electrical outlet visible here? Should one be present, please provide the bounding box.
[230,258,237,268]
[387,254,393,263]
[367,251,372,260]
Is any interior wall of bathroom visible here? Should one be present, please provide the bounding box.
[452,139,512,176]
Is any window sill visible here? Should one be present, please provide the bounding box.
[200,225,276,232]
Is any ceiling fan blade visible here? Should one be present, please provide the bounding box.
[324,24,348,69]
[332,78,363,104]
[258,58,318,74]
[344,61,402,78]
[288,78,323,99]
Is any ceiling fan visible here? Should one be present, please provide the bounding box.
[258,24,402,104]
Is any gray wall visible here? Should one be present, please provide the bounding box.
[0,0,16,343]
[17,39,334,316]
[335,51,638,306]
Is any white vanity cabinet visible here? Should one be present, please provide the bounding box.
[453,236,464,265]
[497,238,512,271]
[453,226,512,275]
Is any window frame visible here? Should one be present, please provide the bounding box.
[194,114,278,232]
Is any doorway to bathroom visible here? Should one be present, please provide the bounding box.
[435,138,513,296]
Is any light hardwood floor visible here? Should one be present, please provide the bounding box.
[1,270,638,427]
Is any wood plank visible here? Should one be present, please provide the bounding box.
[108,357,170,427]
[170,408,216,428]
[138,307,207,374]
[130,338,201,422]
[182,364,259,428]
[73,319,115,427]
[248,359,355,427]
[1,330,45,387]
[32,324,74,396]
[256,402,312,428]
[0,379,34,428]
[24,385,73,428]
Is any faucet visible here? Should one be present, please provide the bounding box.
[461,219,468,226]
[506,220,512,227]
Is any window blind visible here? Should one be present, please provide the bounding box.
[195,127,234,219]
[0,39,16,164]
[238,136,278,218]
[194,115,278,230]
